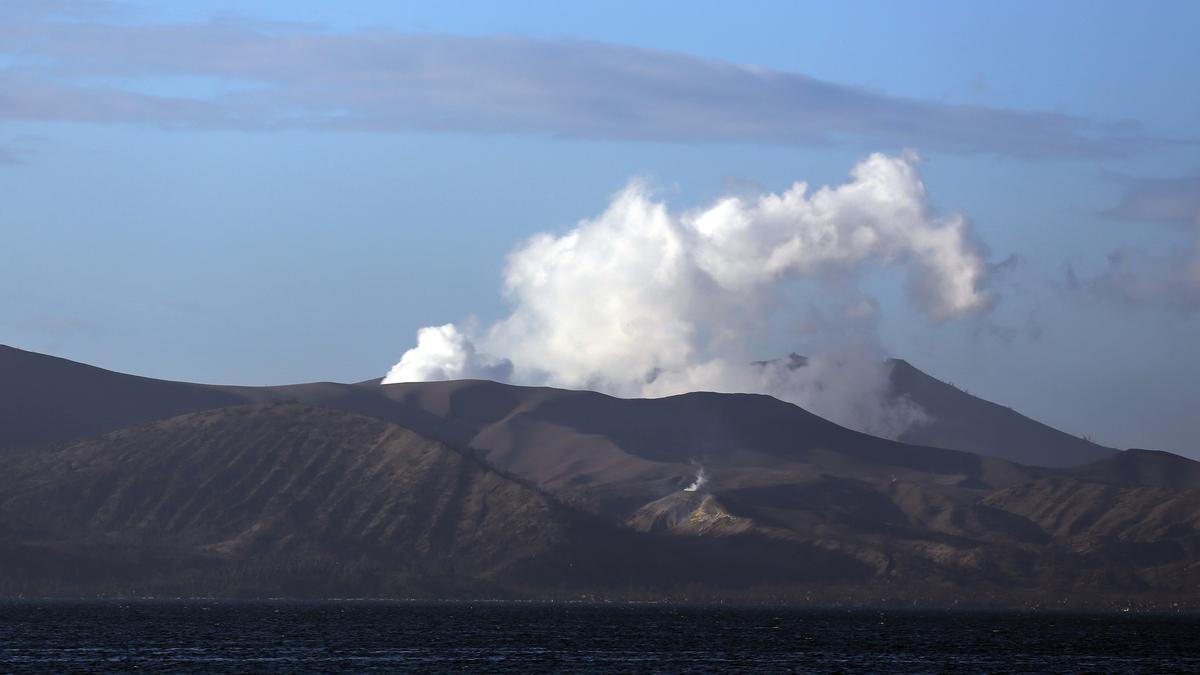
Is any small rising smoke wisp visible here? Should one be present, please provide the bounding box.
[384,152,993,438]
[683,465,709,493]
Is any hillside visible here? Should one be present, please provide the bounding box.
[357,379,1040,519]
[3,403,1200,603]
[1071,449,1200,490]
[0,345,1122,469]
[0,404,598,596]
[0,403,902,598]
[4,345,1200,604]
[0,345,242,452]
[888,358,1114,467]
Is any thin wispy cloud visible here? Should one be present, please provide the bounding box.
[1079,172,1200,311]
[0,2,1157,158]
[1077,248,1200,313]
[0,134,51,164]
[1102,173,1200,226]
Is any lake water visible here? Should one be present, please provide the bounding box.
[1,601,1197,672]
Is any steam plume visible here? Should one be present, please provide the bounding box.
[384,152,992,438]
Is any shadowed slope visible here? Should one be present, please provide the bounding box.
[0,344,1124,473]
[888,358,1115,467]
[0,345,244,452]
[0,345,1037,525]
[4,347,1200,602]
[0,404,593,595]
[367,379,1042,518]
[1070,449,1200,490]
[0,403,874,598]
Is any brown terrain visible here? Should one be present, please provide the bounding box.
[887,358,1115,467]
[1,344,1198,607]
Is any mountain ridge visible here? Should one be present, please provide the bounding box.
[888,358,1114,467]
[0,403,883,599]
[0,344,1126,468]
[5,344,1200,605]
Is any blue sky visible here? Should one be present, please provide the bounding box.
[2,1,1199,456]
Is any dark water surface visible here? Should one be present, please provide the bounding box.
[1,601,1197,672]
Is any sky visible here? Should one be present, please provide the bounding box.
[2,1,1199,456]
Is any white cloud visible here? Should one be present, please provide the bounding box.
[383,323,511,383]
[384,152,990,438]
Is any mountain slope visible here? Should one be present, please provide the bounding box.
[4,347,1200,603]
[0,404,595,595]
[888,358,1115,467]
[0,403,877,598]
[0,345,243,452]
[0,344,1124,470]
[362,379,1040,518]
[1070,449,1200,490]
